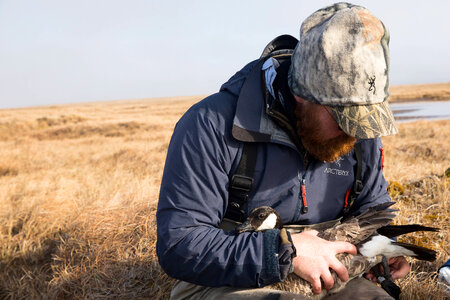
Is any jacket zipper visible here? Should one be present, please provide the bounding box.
[298,170,308,214]
[266,107,310,215]
[301,178,308,213]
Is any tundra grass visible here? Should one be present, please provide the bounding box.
[0,96,448,299]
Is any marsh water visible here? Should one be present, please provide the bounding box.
[391,100,450,122]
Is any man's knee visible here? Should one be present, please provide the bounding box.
[171,280,309,300]
[323,277,394,300]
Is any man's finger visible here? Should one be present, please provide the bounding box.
[364,271,374,280]
[302,229,319,236]
[365,272,377,282]
[331,241,357,255]
[310,276,322,294]
[390,256,410,280]
[329,258,349,282]
[321,270,335,290]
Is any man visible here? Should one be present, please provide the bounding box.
[157,3,409,299]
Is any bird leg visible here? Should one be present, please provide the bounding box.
[373,255,392,282]
[370,255,401,300]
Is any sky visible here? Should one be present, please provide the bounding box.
[0,0,449,109]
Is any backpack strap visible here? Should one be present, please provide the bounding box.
[225,142,364,221]
[224,143,258,222]
[260,34,298,58]
[342,142,364,216]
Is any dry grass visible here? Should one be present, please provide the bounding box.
[0,97,199,299]
[0,92,448,299]
[389,82,450,103]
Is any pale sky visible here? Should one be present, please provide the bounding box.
[0,0,449,109]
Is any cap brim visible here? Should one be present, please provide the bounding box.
[330,101,398,139]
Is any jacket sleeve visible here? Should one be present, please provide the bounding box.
[348,138,392,216]
[156,96,292,287]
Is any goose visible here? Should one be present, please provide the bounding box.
[236,203,438,299]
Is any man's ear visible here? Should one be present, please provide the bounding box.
[293,94,305,104]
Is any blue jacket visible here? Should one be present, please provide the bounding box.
[156,48,390,288]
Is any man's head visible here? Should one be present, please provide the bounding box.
[294,95,356,162]
[288,2,398,147]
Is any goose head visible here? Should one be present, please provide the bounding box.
[236,206,283,233]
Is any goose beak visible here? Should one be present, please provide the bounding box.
[236,220,254,233]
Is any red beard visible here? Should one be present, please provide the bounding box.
[295,103,356,162]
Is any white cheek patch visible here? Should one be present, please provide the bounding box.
[256,213,277,231]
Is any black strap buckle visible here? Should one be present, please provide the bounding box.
[230,174,254,192]
[353,179,363,195]
[225,174,254,222]
[224,142,258,222]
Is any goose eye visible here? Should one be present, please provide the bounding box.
[258,213,265,220]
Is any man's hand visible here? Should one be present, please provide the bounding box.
[290,229,357,294]
[365,256,410,282]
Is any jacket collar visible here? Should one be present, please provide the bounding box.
[232,50,298,151]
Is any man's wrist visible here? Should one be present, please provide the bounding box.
[279,228,297,274]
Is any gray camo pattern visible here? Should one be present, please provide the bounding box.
[288,2,397,138]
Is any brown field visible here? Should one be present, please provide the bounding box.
[0,87,449,299]
[389,82,450,102]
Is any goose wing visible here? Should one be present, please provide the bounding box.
[318,202,397,244]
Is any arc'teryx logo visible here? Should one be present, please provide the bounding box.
[334,157,343,168]
[324,157,349,176]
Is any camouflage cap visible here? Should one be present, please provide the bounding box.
[330,101,397,139]
[288,2,398,139]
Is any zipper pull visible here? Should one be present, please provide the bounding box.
[301,178,308,214]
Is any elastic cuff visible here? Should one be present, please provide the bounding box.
[259,229,297,286]
[278,243,295,280]
[279,229,296,279]
[260,229,281,286]
[285,230,297,258]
